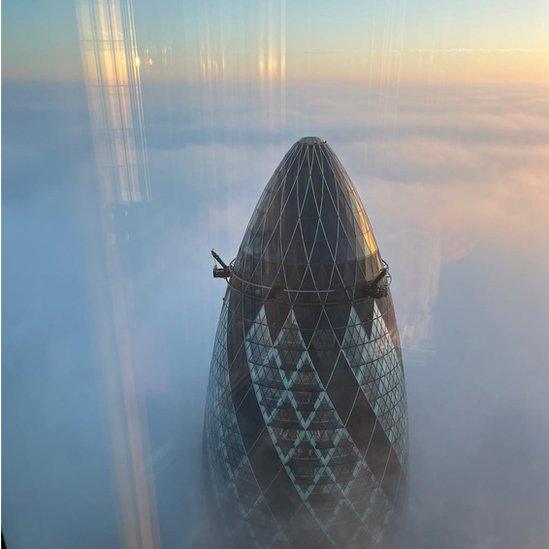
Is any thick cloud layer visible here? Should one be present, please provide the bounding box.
[3,81,548,547]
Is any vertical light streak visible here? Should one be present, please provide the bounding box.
[279,0,287,122]
[193,0,288,248]
[356,0,445,357]
[76,0,151,203]
[75,1,159,547]
[259,0,286,132]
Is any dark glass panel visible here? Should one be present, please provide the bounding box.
[365,421,392,481]
[311,263,332,290]
[324,302,351,332]
[308,347,338,388]
[262,184,283,239]
[335,223,355,263]
[345,389,377,455]
[336,260,356,288]
[283,261,307,291]
[262,465,302,523]
[319,188,339,254]
[300,190,320,256]
[310,228,333,266]
[248,429,284,491]
[280,174,300,245]
[319,154,338,206]
[262,218,282,267]
[293,303,322,331]
[264,299,291,342]
[326,353,360,424]
[234,380,263,451]
[309,147,325,204]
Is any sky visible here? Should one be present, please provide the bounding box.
[3,1,549,548]
[3,0,549,83]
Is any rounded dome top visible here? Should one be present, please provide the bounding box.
[233,138,382,295]
[297,136,327,145]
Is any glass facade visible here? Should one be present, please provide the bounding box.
[203,137,408,548]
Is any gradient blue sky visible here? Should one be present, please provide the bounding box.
[3,0,549,82]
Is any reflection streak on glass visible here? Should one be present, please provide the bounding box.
[259,0,286,129]
[192,0,287,247]
[76,1,158,548]
[76,0,150,203]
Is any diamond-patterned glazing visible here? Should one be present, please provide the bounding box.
[203,137,408,548]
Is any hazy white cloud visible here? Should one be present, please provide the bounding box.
[5,77,549,548]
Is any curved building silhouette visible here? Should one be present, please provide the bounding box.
[203,137,408,548]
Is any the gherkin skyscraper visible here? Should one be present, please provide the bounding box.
[203,137,408,548]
